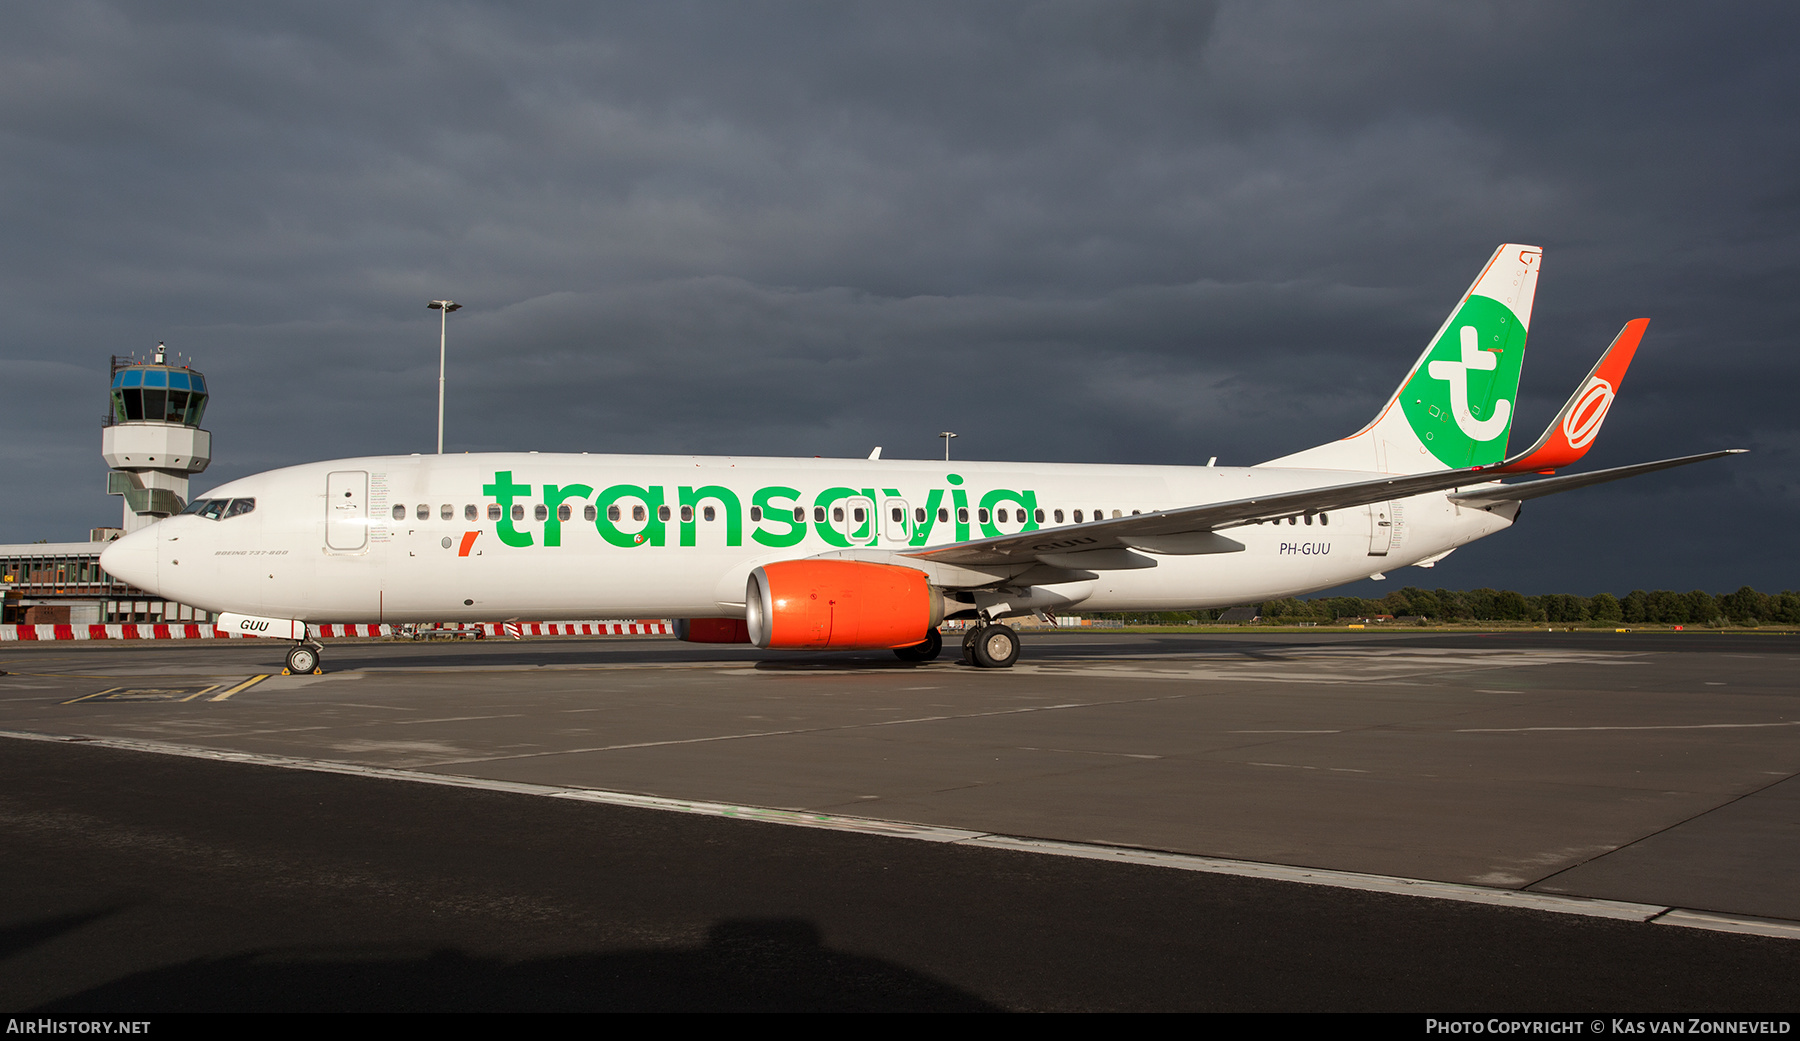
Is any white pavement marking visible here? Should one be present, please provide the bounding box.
[1460,721,1800,733]
[4,727,1796,942]
[1016,648,1640,685]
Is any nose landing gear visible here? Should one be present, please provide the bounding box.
[284,640,323,675]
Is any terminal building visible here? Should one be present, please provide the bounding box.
[0,346,215,625]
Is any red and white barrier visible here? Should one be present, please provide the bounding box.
[0,620,672,641]
[470,621,671,637]
[0,623,244,641]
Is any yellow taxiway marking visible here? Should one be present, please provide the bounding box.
[64,683,221,705]
[61,687,121,704]
[210,674,270,701]
[59,675,268,705]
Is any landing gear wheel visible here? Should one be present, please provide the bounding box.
[894,628,943,662]
[286,644,319,675]
[961,626,981,663]
[970,624,1020,669]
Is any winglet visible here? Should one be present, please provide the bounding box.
[1492,318,1647,474]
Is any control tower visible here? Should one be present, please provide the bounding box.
[101,344,212,533]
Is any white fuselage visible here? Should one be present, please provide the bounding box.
[100,453,1519,623]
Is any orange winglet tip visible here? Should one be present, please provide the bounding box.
[1494,318,1647,474]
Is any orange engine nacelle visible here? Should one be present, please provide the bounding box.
[746,560,943,650]
[673,618,752,643]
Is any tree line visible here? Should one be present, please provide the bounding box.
[1095,586,1800,627]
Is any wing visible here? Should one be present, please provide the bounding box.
[906,464,1500,568]
[900,449,1739,571]
[1449,451,1742,507]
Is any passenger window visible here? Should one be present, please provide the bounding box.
[1073,510,1083,522]
[1112,510,1121,518]
[1304,514,1313,525]
[1053,510,1063,523]
[680,505,694,523]
[703,506,716,522]
[813,506,825,523]
[978,508,989,524]
[892,508,904,523]
[416,504,430,521]
[1321,513,1329,525]
[832,506,844,522]
[464,505,477,522]
[488,504,501,521]
[392,504,406,521]
[558,504,571,522]
[632,505,645,522]
[957,508,968,524]
[584,505,597,522]
[440,504,453,521]
[939,508,949,523]
[914,507,926,523]
[793,507,805,523]
[534,504,548,521]
[1035,509,1045,523]
[512,504,525,522]
[657,506,670,522]
[750,506,763,522]
[608,505,621,522]
[852,507,865,523]
[996,509,1007,523]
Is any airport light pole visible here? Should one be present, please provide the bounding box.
[427,300,462,453]
[939,431,957,461]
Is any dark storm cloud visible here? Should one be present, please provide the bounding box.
[1,1,1795,594]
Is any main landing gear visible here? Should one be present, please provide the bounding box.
[890,622,1021,667]
[893,627,943,663]
[961,621,1021,669]
[285,640,323,675]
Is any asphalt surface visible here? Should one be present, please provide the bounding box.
[1,630,1796,1011]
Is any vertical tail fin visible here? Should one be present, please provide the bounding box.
[1265,244,1541,474]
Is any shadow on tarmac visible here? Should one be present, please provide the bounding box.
[28,914,998,1012]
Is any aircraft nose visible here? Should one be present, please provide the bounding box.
[99,527,159,593]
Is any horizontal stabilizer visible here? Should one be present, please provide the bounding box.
[1450,450,1744,507]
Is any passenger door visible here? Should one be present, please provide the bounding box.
[326,470,369,551]
[1367,502,1394,557]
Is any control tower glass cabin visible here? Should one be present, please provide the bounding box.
[102,350,213,533]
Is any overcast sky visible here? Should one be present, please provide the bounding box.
[2,2,1794,596]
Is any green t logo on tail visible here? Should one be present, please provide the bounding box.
[1400,294,1527,467]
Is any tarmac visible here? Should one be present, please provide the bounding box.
[2,629,1797,1011]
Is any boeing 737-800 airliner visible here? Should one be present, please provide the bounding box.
[100,245,1738,674]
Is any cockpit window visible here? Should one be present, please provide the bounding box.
[181,497,254,520]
